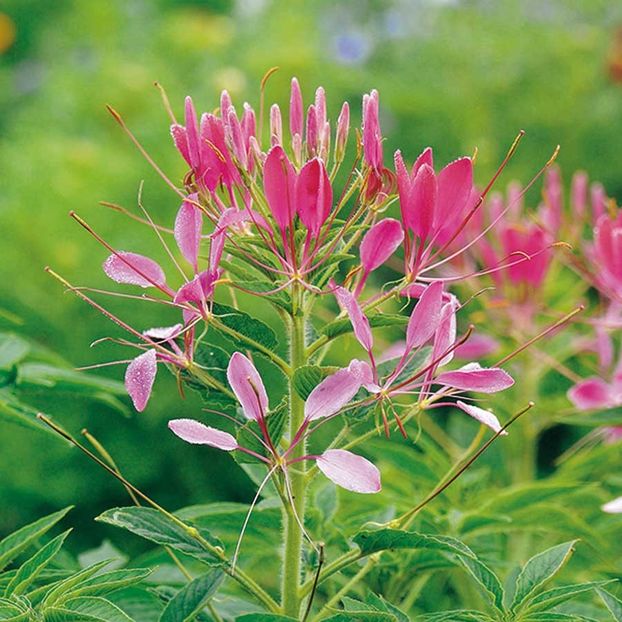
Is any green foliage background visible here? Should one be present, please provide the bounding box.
[1,0,621,553]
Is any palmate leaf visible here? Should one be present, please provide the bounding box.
[598,588,622,621]
[458,555,505,613]
[4,530,70,597]
[159,569,223,622]
[96,508,223,566]
[0,507,72,575]
[416,610,496,622]
[511,541,578,611]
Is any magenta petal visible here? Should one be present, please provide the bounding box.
[412,146,433,175]
[567,378,614,410]
[304,367,363,421]
[174,194,203,271]
[406,281,443,351]
[602,496,622,513]
[103,252,166,288]
[263,145,297,233]
[334,286,373,352]
[125,349,157,412]
[227,352,269,421]
[456,401,507,435]
[435,363,514,393]
[409,163,437,240]
[296,158,333,235]
[360,218,404,275]
[316,449,381,494]
[436,157,473,224]
[168,418,237,451]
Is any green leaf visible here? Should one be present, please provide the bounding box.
[96,508,223,566]
[458,555,505,613]
[63,567,152,601]
[159,569,223,622]
[16,363,126,395]
[0,389,53,434]
[598,588,622,621]
[525,581,613,613]
[235,398,287,464]
[322,313,407,341]
[292,365,339,401]
[45,596,135,621]
[5,530,70,596]
[512,541,578,610]
[0,334,30,368]
[352,529,476,559]
[416,611,495,622]
[211,303,278,353]
[364,594,409,622]
[322,613,396,622]
[235,616,297,621]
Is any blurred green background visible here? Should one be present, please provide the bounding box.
[1,0,621,551]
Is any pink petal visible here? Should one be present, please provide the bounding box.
[454,333,499,359]
[435,363,514,393]
[170,124,190,166]
[456,401,507,435]
[360,218,404,275]
[304,366,363,421]
[263,145,297,233]
[173,270,217,306]
[406,281,444,351]
[316,449,381,494]
[567,378,614,410]
[408,163,437,240]
[103,252,166,288]
[435,157,473,225]
[296,158,333,235]
[125,349,157,412]
[412,146,433,175]
[362,90,382,170]
[168,418,237,451]
[602,496,622,514]
[174,194,203,271]
[333,286,373,352]
[184,96,200,169]
[290,77,304,138]
[432,300,458,367]
[227,352,269,421]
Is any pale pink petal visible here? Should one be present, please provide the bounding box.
[456,401,507,435]
[347,359,379,392]
[360,218,404,275]
[263,146,297,233]
[435,157,473,224]
[125,349,157,412]
[567,378,614,410]
[168,418,237,451]
[227,352,269,421]
[362,90,382,170]
[290,78,304,138]
[333,285,373,352]
[304,367,363,421]
[103,252,166,289]
[171,124,190,166]
[143,324,183,341]
[316,449,381,494]
[296,158,332,235]
[406,281,444,351]
[436,363,514,393]
[602,496,622,514]
[174,194,203,271]
[433,300,458,367]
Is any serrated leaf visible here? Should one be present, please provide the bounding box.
[5,530,70,596]
[159,569,223,622]
[292,365,339,400]
[526,581,614,613]
[96,508,223,566]
[512,541,578,610]
[352,529,476,559]
[458,555,505,613]
[364,594,409,622]
[211,303,278,353]
[416,611,495,622]
[45,596,135,621]
[598,588,622,621]
[235,615,297,621]
[323,613,396,622]
[63,567,152,601]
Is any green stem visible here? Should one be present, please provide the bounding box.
[282,284,307,617]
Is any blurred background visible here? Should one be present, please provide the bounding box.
[1,0,621,552]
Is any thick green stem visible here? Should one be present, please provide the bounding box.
[282,285,307,617]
